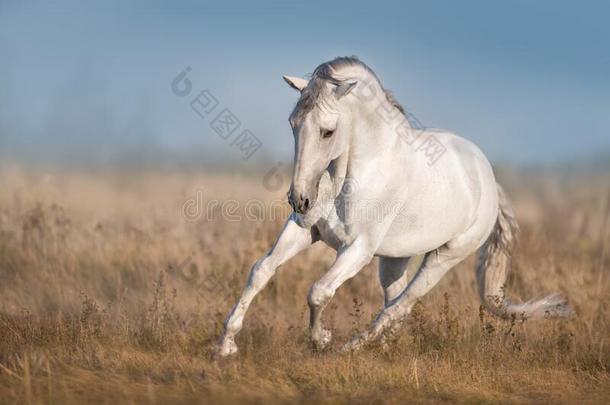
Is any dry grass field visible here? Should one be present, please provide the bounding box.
[0,165,608,404]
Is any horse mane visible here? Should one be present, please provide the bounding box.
[292,56,406,123]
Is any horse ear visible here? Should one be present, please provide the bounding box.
[335,81,357,98]
[283,75,308,92]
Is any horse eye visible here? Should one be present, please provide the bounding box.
[321,129,334,138]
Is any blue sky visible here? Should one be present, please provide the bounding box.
[1,0,609,167]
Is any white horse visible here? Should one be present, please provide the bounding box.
[218,56,571,356]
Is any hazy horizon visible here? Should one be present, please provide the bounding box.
[1,0,609,170]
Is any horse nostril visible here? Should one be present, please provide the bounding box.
[291,193,311,214]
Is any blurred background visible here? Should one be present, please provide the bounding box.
[1,0,609,172]
[0,2,609,402]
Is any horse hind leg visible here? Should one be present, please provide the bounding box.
[378,256,414,306]
[343,224,488,352]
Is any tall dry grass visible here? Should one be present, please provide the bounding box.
[0,166,608,404]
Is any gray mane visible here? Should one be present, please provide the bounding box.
[292,56,406,123]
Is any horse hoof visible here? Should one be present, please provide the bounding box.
[341,332,368,353]
[312,328,332,350]
[340,340,357,353]
[217,338,238,357]
[340,340,361,353]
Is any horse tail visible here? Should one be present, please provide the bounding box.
[475,184,572,319]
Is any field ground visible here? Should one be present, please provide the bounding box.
[0,166,608,404]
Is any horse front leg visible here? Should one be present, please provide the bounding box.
[308,237,375,349]
[218,214,313,356]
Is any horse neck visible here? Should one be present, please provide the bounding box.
[328,148,349,196]
[344,96,406,180]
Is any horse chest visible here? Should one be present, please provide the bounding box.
[314,210,355,251]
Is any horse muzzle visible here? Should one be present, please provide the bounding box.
[288,186,318,215]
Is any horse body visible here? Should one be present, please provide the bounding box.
[312,129,494,258]
[218,57,570,356]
